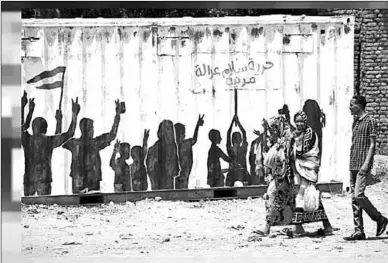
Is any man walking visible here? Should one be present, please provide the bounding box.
[343,95,388,241]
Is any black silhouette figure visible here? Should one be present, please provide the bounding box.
[130,129,149,191]
[302,99,324,159]
[22,91,80,196]
[146,120,179,190]
[63,100,124,194]
[174,114,205,189]
[110,139,131,192]
[207,129,231,187]
[225,115,250,186]
[21,90,34,133]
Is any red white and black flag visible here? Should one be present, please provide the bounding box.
[26,66,66,90]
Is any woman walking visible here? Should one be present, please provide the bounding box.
[291,111,333,235]
[255,115,295,235]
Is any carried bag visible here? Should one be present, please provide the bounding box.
[303,184,321,212]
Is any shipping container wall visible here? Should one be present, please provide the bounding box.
[21,16,355,195]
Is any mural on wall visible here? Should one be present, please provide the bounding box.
[110,139,131,192]
[22,78,327,195]
[62,100,125,194]
[175,114,205,189]
[130,129,150,192]
[206,128,231,188]
[22,91,80,196]
[225,115,250,186]
[21,18,354,196]
[146,120,179,190]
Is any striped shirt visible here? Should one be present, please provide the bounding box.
[349,113,377,171]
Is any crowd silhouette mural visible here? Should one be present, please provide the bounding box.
[22,69,326,197]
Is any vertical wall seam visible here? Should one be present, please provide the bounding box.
[138,28,144,137]
[100,29,105,130]
[316,25,321,105]
[333,27,339,180]
[264,27,269,119]
[61,27,69,194]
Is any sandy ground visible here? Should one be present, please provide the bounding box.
[22,156,388,258]
[22,182,388,258]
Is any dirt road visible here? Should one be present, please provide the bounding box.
[22,175,388,258]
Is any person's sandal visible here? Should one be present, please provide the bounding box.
[293,225,305,236]
[281,227,294,237]
[252,229,270,236]
[343,232,366,241]
[323,226,334,235]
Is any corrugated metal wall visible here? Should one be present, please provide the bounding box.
[21,16,355,195]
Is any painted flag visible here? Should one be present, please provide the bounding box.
[26,66,66,90]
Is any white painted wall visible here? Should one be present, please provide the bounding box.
[21,16,355,195]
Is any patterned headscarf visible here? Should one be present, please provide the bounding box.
[266,115,292,152]
[294,110,316,155]
[268,115,286,134]
[263,115,293,180]
[294,110,308,124]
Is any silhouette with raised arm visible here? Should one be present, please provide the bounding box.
[22,92,80,196]
[110,139,131,192]
[174,114,205,189]
[63,99,124,194]
[131,129,150,191]
[207,129,231,187]
[225,115,250,186]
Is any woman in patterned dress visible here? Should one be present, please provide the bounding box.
[255,115,295,235]
[291,110,333,235]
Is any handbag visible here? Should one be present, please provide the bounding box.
[303,184,321,212]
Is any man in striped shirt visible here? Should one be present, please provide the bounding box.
[343,95,388,241]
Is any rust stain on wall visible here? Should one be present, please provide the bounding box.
[45,28,58,46]
[337,27,342,36]
[180,26,192,37]
[329,90,336,105]
[265,25,276,43]
[320,29,326,46]
[299,24,312,35]
[277,25,284,34]
[229,31,237,44]
[213,29,223,38]
[250,27,263,38]
[283,35,291,45]
[193,30,204,42]
[152,27,158,47]
[171,39,177,49]
[205,27,212,38]
[103,30,112,42]
[143,29,151,42]
[169,26,176,33]
[117,27,130,43]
